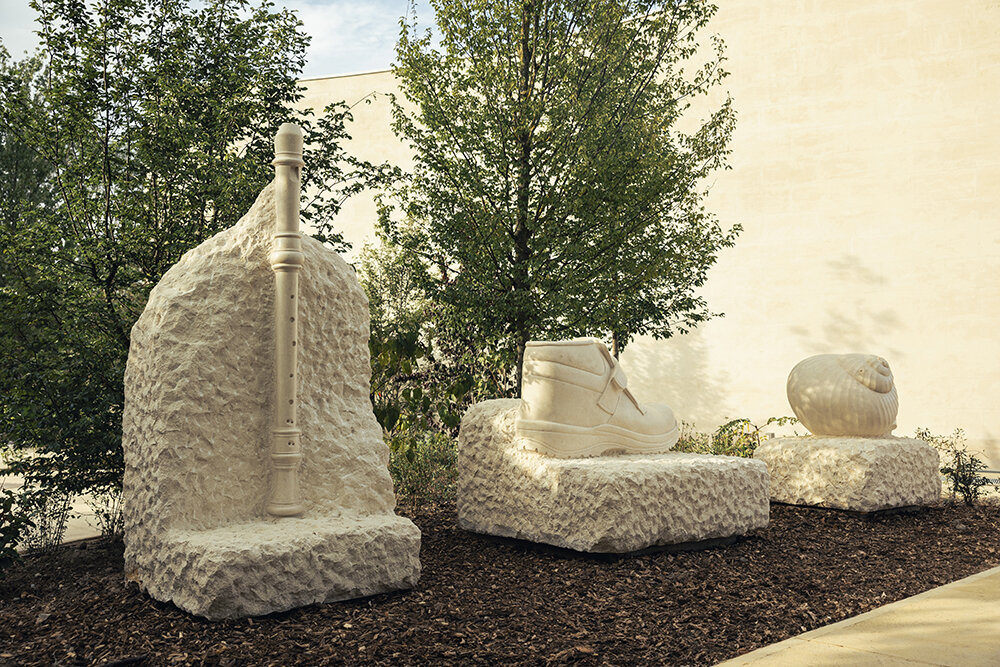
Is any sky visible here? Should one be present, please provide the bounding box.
[0,0,432,78]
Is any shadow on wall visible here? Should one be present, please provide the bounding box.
[789,254,904,359]
[620,328,732,431]
[981,429,1000,471]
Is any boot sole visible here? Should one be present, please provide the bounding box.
[515,419,680,458]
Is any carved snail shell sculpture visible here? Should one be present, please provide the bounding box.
[786,354,898,437]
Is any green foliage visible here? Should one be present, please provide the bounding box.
[87,487,124,539]
[0,488,36,575]
[384,0,739,388]
[370,328,487,434]
[8,482,74,553]
[673,420,711,453]
[368,326,475,435]
[359,234,513,440]
[675,416,798,458]
[303,95,400,251]
[0,0,373,498]
[915,428,991,506]
[386,431,457,506]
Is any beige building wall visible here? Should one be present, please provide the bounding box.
[297,70,412,250]
[298,0,1000,466]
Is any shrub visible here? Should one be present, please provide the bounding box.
[674,421,712,454]
[358,233,515,444]
[915,428,991,506]
[675,417,798,457]
[0,488,35,575]
[387,431,458,506]
[88,487,125,539]
[16,485,74,552]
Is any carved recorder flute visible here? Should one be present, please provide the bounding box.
[267,123,306,517]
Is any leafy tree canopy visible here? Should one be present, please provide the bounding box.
[383,0,740,390]
[0,0,375,494]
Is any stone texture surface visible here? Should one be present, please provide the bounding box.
[517,339,679,458]
[122,182,420,620]
[458,399,770,553]
[755,436,941,512]
[786,354,899,437]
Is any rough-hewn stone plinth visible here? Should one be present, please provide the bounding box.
[458,399,770,553]
[754,436,941,512]
[132,514,419,620]
[122,183,420,619]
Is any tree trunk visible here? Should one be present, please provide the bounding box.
[515,335,527,398]
[513,1,535,397]
[612,332,620,359]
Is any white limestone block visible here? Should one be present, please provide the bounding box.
[458,399,770,553]
[754,436,941,512]
[122,183,420,619]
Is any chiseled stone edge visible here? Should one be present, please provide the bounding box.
[131,513,421,620]
[121,182,421,619]
[458,399,770,553]
[754,436,941,512]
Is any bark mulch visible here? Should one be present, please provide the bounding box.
[2,499,999,666]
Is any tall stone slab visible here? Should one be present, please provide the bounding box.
[122,182,420,620]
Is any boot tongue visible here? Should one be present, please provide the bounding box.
[596,344,645,415]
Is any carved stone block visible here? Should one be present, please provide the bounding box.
[458,399,770,553]
[755,436,941,512]
[122,183,420,619]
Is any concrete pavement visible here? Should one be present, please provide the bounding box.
[718,564,1000,666]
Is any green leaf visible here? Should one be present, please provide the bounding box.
[0,0,368,495]
[386,0,737,387]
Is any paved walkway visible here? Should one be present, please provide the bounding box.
[718,564,1000,666]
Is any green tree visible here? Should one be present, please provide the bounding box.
[384,0,739,390]
[357,232,492,438]
[0,0,374,497]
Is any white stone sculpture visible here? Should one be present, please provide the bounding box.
[755,353,940,512]
[267,123,306,517]
[122,125,420,620]
[460,400,769,552]
[786,353,898,437]
[755,436,940,512]
[516,338,679,457]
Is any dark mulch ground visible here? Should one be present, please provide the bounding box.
[2,499,999,666]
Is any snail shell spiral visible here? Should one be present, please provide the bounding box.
[786,354,898,437]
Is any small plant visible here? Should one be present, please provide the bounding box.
[674,421,712,454]
[915,428,991,506]
[674,417,798,457]
[387,431,458,505]
[0,488,35,575]
[88,487,125,539]
[711,419,763,457]
[16,485,74,552]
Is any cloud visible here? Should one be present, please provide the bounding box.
[0,0,434,78]
[281,0,433,77]
[0,2,43,58]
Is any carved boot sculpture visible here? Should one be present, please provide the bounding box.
[516,338,679,457]
[457,339,768,552]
